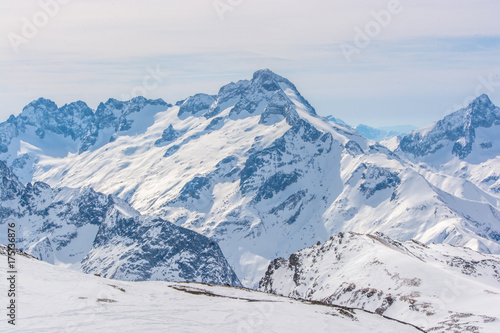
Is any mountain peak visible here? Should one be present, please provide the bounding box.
[23,98,58,113]
[399,93,499,159]
[252,68,283,81]
[250,69,288,92]
[250,69,316,115]
[469,94,492,109]
[465,94,497,121]
[461,93,499,126]
[250,69,301,92]
[59,100,93,115]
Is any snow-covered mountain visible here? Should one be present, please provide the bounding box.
[0,160,240,286]
[0,245,423,333]
[325,115,349,127]
[2,70,500,287]
[399,94,499,160]
[0,96,169,183]
[259,232,500,332]
[396,94,500,196]
[356,124,415,142]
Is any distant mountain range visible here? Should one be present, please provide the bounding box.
[355,124,417,141]
[324,116,416,141]
[1,70,499,291]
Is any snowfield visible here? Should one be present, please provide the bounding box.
[259,232,500,332]
[0,246,422,333]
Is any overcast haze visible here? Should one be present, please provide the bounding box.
[1,0,500,127]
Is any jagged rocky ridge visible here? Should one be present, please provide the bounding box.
[259,232,500,332]
[0,96,170,183]
[2,70,500,287]
[0,160,240,286]
[393,94,500,198]
[399,94,500,159]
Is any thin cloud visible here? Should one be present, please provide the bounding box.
[1,0,499,127]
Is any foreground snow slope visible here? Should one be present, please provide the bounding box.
[1,71,500,286]
[0,246,421,333]
[259,232,500,333]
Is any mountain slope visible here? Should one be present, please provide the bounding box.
[325,115,349,126]
[0,160,240,286]
[259,232,500,332]
[0,96,170,183]
[3,70,500,286]
[396,94,500,196]
[0,245,424,333]
[399,94,500,160]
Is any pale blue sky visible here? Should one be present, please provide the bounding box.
[1,0,500,127]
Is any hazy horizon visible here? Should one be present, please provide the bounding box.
[2,0,500,128]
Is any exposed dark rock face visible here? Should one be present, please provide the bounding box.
[0,160,240,286]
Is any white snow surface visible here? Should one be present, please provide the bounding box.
[0,246,421,333]
[259,232,500,333]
